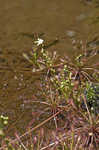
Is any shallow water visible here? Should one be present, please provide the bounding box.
[0,0,99,136]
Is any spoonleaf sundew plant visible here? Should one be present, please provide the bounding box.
[22,36,99,149]
[0,35,99,150]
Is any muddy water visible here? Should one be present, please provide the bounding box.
[0,0,99,135]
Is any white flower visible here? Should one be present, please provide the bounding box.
[34,38,44,46]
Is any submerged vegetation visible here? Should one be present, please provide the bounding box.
[0,35,99,150]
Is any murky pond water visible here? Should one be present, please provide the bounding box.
[0,0,99,136]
